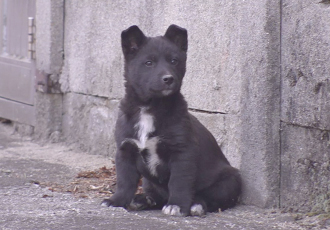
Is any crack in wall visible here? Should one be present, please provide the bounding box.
[281,120,330,132]
[188,107,227,115]
[68,91,121,101]
[66,92,228,114]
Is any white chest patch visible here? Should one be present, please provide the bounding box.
[135,107,155,148]
[134,107,161,176]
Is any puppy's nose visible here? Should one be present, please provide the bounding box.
[162,75,174,85]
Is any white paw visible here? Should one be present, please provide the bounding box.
[162,205,183,216]
[100,201,108,207]
[190,204,205,216]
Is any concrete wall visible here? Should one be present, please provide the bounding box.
[280,1,330,213]
[34,0,330,212]
[34,0,64,141]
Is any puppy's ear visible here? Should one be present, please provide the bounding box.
[164,24,188,52]
[121,25,146,57]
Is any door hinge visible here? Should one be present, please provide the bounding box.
[28,17,36,60]
[35,70,62,94]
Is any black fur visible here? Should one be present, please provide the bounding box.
[102,25,242,216]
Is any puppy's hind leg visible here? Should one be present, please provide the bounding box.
[127,178,168,211]
[203,166,242,212]
[143,178,168,209]
[127,193,157,211]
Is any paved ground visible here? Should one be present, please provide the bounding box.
[0,123,329,230]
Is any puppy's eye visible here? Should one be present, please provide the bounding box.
[170,59,178,65]
[145,61,153,67]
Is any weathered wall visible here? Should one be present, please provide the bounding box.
[34,0,64,141]
[280,1,330,213]
[60,0,245,159]
[33,0,330,212]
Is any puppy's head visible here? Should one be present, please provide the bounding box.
[121,25,188,102]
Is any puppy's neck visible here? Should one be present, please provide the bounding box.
[121,86,187,117]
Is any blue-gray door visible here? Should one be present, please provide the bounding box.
[0,0,36,125]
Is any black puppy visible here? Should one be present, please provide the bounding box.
[102,25,241,216]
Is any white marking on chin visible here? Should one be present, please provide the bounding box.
[162,90,173,96]
[162,205,183,216]
[190,204,205,216]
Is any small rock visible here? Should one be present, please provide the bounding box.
[1,169,12,175]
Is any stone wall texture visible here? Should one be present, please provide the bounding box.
[280,0,330,213]
[33,0,330,212]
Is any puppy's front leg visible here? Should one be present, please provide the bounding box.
[162,155,196,216]
[102,141,140,208]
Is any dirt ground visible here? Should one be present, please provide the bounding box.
[0,121,329,230]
